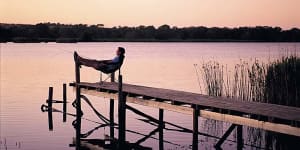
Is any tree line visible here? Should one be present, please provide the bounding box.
[0,23,300,42]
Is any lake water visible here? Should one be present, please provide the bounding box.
[1,42,299,150]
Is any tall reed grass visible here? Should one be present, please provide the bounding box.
[200,55,299,107]
[199,54,300,150]
[265,55,300,107]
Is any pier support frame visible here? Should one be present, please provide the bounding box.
[118,74,126,148]
[214,124,243,150]
[110,72,115,140]
[48,87,53,131]
[159,109,164,150]
[237,125,243,150]
[75,61,81,150]
[63,83,67,122]
[192,105,199,150]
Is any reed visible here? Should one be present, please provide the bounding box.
[201,61,225,137]
[199,54,300,149]
[200,55,299,107]
[265,55,300,107]
[201,61,224,97]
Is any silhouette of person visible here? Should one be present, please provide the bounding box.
[74,47,125,74]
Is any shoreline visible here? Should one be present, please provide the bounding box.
[2,39,300,43]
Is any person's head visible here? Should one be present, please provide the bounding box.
[117,47,125,56]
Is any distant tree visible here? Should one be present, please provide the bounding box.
[0,26,12,41]
[80,31,93,42]
[36,23,50,38]
[155,24,171,40]
[1,23,299,42]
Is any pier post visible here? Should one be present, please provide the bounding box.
[118,74,126,148]
[110,72,115,140]
[159,109,164,150]
[48,87,53,131]
[75,61,81,149]
[237,125,243,150]
[192,105,199,150]
[63,83,67,122]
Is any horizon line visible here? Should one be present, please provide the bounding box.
[1,22,299,30]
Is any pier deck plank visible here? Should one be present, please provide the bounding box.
[71,82,300,122]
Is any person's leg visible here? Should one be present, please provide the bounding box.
[74,51,106,70]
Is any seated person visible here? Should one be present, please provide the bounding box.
[74,47,125,74]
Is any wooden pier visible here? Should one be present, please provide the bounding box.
[69,60,300,150]
[70,79,300,149]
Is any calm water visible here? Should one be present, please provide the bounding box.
[1,42,299,150]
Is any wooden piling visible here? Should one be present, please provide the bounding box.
[110,100,114,139]
[48,87,53,131]
[159,109,164,150]
[63,83,67,122]
[110,72,115,139]
[118,74,126,148]
[192,105,199,150]
[237,125,243,150]
[111,72,115,82]
[75,62,81,149]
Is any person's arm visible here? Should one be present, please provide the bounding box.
[106,60,119,65]
[98,60,111,64]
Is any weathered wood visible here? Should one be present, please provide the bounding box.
[111,72,115,83]
[72,82,300,123]
[48,87,53,131]
[118,75,126,148]
[237,125,243,150]
[110,72,115,140]
[192,105,199,150]
[75,63,81,150]
[159,109,164,150]
[110,100,114,140]
[71,82,300,137]
[79,89,300,137]
[63,83,67,122]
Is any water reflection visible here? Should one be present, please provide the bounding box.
[0,138,22,149]
[3,42,295,149]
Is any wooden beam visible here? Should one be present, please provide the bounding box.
[75,62,81,150]
[118,75,126,148]
[48,87,53,131]
[192,105,199,150]
[159,109,164,150]
[71,82,300,123]
[111,72,115,83]
[237,125,243,150]
[135,128,159,145]
[110,100,114,140]
[63,83,67,122]
[215,124,236,148]
[110,72,115,140]
[79,89,300,137]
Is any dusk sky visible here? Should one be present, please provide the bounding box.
[1,0,300,29]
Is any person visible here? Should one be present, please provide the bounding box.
[74,47,125,74]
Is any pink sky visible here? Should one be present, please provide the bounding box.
[1,0,300,29]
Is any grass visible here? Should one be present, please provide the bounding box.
[265,55,300,107]
[200,55,299,107]
[198,54,300,149]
